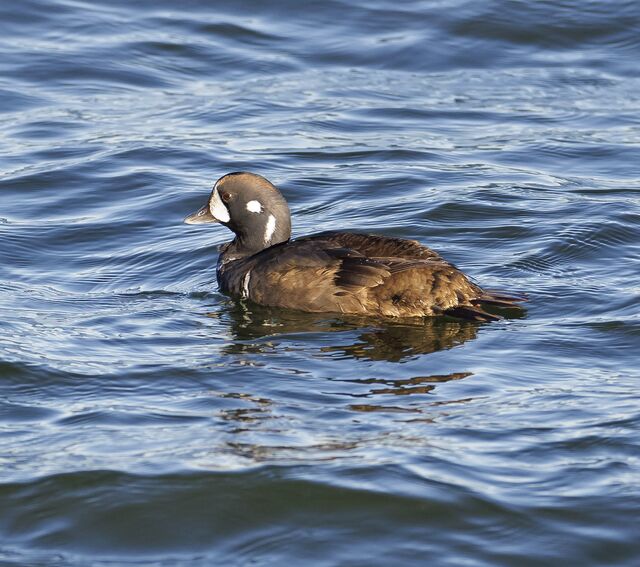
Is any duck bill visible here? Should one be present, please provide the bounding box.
[184,204,218,224]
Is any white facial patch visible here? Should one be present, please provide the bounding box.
[209,182,230,223]
[264,214,276,244]
[246,200,262,214]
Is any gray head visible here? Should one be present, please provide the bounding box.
[184,172,291,253]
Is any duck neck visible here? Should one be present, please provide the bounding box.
[227,213,291,256]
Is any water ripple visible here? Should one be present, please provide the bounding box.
[1,0,640,564]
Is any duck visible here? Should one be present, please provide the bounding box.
[184,172,525,321]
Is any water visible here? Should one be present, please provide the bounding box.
[1,0,639,564]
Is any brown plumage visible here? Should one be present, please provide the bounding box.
[184,172,525,321]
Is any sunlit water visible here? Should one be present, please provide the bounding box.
[1,0,639,565]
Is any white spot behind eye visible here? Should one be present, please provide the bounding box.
[209,181,230,223]
[246,200,262,213]
[264,214,276,244]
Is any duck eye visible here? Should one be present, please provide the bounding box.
[220,191,232,203]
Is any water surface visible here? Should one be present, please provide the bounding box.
[1,0,639,565]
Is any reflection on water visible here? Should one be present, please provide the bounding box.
[320,324,478,362]
[204,302,478,441]
[340,372,474,415]
[339,372,473,396]
[215,302,481,363]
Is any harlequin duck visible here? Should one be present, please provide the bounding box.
[184,172,524,321]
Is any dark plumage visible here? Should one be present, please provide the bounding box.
[184,172,525,321]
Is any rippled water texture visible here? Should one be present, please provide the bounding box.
[1,0,639,565]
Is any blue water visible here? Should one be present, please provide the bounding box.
[1,1,639,565]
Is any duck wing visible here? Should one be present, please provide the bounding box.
[315,232,526,318]
[223,237,388,313]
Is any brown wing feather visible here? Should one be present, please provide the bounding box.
[222,239,367,313]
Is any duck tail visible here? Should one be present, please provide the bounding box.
[446,289,527,322]
[444,305,503,322]
[472,289,528,309]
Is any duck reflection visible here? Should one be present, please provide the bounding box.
[207,304,479,455]
[342,372,472,397]
[213,302,480,363]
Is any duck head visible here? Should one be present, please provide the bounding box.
[185,172,292,253]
